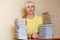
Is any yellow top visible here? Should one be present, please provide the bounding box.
[27,15,43,34]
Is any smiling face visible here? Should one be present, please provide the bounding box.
[25,1,35,15]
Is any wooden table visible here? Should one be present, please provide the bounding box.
[16,38,60,40]
[30,38,60,40]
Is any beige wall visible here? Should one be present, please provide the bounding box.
[0,0,60,40]
[0,0,25,40]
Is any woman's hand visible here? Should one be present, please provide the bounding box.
[32,33,39,38]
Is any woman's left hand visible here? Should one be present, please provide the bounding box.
[32,33,39,38]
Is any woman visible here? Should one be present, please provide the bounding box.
[22,1,43,39]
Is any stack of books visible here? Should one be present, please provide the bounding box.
[16,18,27,40]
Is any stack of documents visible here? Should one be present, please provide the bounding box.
[39,24,54,39]
[16,18,27,40]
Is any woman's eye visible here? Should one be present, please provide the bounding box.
[27,6,34,8]
[27,6,30,8]
[31,6,34,7]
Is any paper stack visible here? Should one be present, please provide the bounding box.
[39,24,54,39]
[16,18,27,40]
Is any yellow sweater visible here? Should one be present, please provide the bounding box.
[27,15,43,34]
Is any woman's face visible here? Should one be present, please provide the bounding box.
[25,3,35,15]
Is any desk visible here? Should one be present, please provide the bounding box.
[30,38,60,40]
[16,38,60,40]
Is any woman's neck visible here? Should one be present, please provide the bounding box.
[27,14,35,19]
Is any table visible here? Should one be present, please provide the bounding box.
[28,38,60,40]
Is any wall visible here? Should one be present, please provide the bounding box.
[0,0,25,40]
[0,0,60,40]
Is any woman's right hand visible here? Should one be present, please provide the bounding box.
[32,33,39,39]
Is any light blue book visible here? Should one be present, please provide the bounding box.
[17,26,27,40]
[16,18,27,40]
